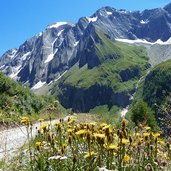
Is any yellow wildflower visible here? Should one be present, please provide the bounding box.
[54,121,60,126]
[40,122,49,130]
[106,144,117,150]
[131,142,137,147]
[38,118,44,122]
[67,119,76,125]
[35,141,43,150]
[84,151,95,159]
[138,138,144,144]
[143,132,150,137]
[67,129,73,133]
[21,116,29,120]
[135,133,140,136]
[35,141,42,147]
[169,145,171,151]
[102,125,110,131]
[153,133,160,139]
[123,154,131,162]
[144,126,151,131]
[94,133,105,139]
[122,138,129,145]
[113,133,118,138]
[20,117,30,125]
[75,129,87,135]
[21,119,28,124]
[62,143,67,148]
[100,123,107,127]
[89,122,96,126]
[157,140,165,146]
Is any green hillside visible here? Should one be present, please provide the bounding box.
[142,60,171,133]
[51,31,150,113]
[0,72,61,126]
[143,59,171,106]
[128,59,171,133]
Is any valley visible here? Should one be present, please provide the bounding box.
[1,2,171,170]
[1,2,171,131]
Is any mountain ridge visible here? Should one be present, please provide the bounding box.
[1,3,171,88]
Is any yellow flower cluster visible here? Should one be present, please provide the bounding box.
[30,117,171,171]
[84,151,95,159]
[20,116,30,125]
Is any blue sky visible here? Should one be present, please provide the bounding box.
[0,0,170,56]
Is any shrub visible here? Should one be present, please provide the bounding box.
[131,100,158,130]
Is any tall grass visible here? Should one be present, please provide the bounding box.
[11,116,171,171]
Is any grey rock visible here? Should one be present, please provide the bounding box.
[1,3,171,88]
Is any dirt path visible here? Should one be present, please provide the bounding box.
[0,118,69,161]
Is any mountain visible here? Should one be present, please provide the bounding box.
[1,3,171,113]
[51,31,150,112]
[1,4,171,88]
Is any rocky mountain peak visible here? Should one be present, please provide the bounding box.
[47,22,74,29]
[1,3,171,88]
[164,2,171,14]
[94,6,115,17]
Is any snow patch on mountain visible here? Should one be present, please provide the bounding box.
[21,51,31,61]
[9,65,22,79]
[106,11,112,15]
[8,49,17,59]
[74,41,79,47]
[44,54,54,63]
[44,34,62,64]
[48,22,68,29]
[140,20,149,24]
[116,38,153,44]
[36,32,43,37]
[116,37,171,45]
[0,65,5,70]
[48,70,68,85]
[86,16,98,23]
[31,81,46,90]
[54,70,68,82]
[118,10,128,14]
[57,29,64,36]
[155,38,171,44]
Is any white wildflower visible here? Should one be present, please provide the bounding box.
[48,155,61,160]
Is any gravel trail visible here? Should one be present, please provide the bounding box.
[0,118,68,161]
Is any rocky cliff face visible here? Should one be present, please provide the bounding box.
[1,4,171,88]
[55,83,130,112]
